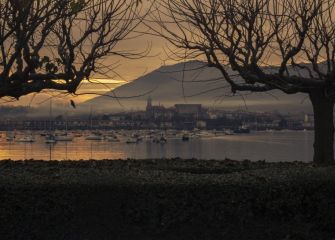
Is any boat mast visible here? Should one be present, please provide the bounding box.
[65,110,68,133]
[49,98,53,132]
[90,105,93,131]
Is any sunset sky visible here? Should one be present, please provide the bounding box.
[0,1,177,107]
[0,1,296,108]
[2,26,174,106]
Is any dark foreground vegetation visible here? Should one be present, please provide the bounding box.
[0,159,335,240]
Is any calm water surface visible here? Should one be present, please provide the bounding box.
[0,131,314,162]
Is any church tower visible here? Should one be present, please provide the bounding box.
[146,96,153,119]
[146,96,152,111]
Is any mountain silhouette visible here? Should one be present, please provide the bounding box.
[86,60,312,113]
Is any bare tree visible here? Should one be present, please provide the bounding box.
[0,0,146,99]
[150,0,335,164]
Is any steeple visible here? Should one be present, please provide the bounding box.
[146,96,152,111]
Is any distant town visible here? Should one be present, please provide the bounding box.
[0,98,314,131]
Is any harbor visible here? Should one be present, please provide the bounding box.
[0,130,314,162]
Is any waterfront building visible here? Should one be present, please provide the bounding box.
[174,104,203,119]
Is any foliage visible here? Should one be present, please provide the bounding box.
[1,160,335,239]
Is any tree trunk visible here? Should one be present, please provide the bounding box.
[310,91,335,165]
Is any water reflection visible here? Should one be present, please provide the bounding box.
[0,131,314,162]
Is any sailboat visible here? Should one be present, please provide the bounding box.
[45,133,56,144]
[45,99,56,144]
[55,112,73,141]
[55,133,73,141]
[86,133,104,141]
[6,131,15,142]
[17,131,35,143]
[86,106,103,141]
[105,131,120,142]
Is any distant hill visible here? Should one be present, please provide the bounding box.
[86,61,313,113]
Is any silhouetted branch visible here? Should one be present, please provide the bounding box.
[151,0,335,96]
[0,0,147,99]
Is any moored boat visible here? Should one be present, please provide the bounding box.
[224,129,235,135]
[45,134,56,144]
[126,138,139,144]
[86,133,104,141]
[182,134,190,141]
[233,127,250,134]
[105,133,120,142]
[55,134,73,141]
[6,132,15,142]
[17,134,35,143]
[159,136,167,144]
